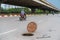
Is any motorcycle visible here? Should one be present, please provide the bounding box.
[19,14,26,21]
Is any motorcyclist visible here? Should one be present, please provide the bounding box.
[20,9,26,20]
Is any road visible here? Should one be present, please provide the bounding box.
[0,14,60,40]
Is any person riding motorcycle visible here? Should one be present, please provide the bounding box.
[20,9,26,20]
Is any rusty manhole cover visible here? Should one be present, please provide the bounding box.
[22,22,37,36]
[27,22,37,33]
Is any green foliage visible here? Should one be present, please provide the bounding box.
[35,9,43,14]
[24,8,31,14]
[7,8,21,13]
[1,7,31,14]
[1,7,50,14]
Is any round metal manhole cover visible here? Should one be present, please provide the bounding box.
[27,22,37,33]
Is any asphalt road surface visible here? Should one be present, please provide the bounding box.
[0,14,60,40]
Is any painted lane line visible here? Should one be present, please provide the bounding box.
[0,29,17,36]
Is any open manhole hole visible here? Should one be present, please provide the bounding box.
[22,33,34,36]
[22,22,37,36]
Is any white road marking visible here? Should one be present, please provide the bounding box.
[0,29,17,36]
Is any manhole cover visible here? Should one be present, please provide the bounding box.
[22,22,37,36]
[27,22,37,33]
